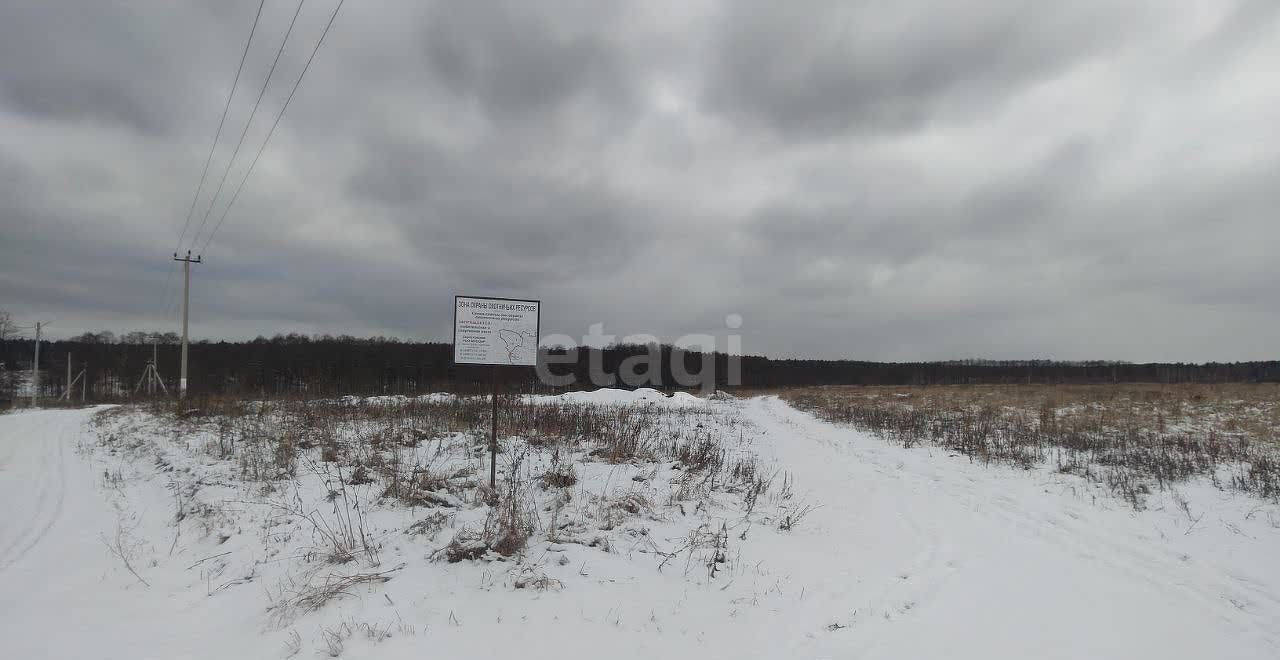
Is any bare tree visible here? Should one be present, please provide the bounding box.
[0,309,15,402]
[0,308,17,342]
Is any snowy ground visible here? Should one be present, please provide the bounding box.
[1,393,1278,659]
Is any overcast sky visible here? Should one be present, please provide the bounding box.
[1,1,1277,361]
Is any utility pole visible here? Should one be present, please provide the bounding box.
[66,353,71,401]
[65,359,87,403]
[174,251,202,398]
[31,321,41,407]
[134,337,168,397]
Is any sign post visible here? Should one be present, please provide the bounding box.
[452,295,540,490]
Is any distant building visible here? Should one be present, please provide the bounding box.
[11,369,48,399]
[0,362,11,404]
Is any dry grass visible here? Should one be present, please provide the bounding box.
[161,393,759,502]
[133,391,773,572]
[268,565,400,628]
[782,383,1280,506]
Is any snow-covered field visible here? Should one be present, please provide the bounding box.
[1,392,1278,659]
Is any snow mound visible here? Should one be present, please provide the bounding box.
[338,393,458,406]
[530,387,708,408]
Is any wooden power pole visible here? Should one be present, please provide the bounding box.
[30,321,41,407]
[174,251,202,398]
[64,358,87,403]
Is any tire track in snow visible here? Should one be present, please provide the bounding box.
[837,506,966,659]
[978,490,1280,649]
[0,435,16,471]
[0,415,70,574]
[762,395,1280,653]
[869,435,1280,648]
[746,396,964,648]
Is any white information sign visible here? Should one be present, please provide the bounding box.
[453,296,540,366]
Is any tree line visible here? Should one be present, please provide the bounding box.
[2,331,1277,403]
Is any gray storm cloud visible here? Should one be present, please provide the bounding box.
[1,0,1277,361]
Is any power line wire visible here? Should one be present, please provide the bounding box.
[161,0,267,321]
[177,0,268,254]
[200,0,346,256]
[187,0,309,253]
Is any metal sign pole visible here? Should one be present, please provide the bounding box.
[490,365,498,491]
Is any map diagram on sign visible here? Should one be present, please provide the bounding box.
[498,328,537,364]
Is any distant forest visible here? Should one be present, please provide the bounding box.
[1,332,1278,402]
